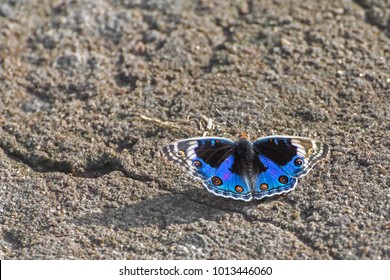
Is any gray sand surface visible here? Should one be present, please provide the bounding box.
[0,0,389,259]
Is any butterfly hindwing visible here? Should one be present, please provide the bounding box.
[253,154,298,199]
[203,154,252,201]
[252,136,329,200]
[162,137,252,201]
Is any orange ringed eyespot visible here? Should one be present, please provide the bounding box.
[177,150,185,157]
[279,175,288,184]
[235,185,243,193]
[211,176,222,186]
[260,183,268,191]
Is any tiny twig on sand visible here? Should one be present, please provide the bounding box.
[139,114,180,129]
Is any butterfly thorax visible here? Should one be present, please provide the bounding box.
[238,132,250,140]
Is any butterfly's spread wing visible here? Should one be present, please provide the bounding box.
[252,136,329,200]
[162,137,252,201]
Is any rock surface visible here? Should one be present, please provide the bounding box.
[0,0,389,259]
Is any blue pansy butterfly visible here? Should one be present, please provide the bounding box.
[162,132,329,202]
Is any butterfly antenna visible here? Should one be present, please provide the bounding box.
[215,108,240,130]
[247,104,268,130]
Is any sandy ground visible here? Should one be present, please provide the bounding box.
[0,0,389,259]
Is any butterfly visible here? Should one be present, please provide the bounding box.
[162,132,329,201]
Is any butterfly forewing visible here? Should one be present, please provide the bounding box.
[161,137,235,181]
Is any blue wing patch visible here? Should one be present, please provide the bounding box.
[253,154,297,199]
[202,155,252,201]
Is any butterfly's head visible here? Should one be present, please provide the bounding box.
[238,132,250,140]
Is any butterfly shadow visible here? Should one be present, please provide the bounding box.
[73,189,275,230]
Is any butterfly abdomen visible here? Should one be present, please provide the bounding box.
[231,139,266,182]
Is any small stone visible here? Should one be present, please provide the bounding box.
[0,4,14,19]
[23,98,51,112]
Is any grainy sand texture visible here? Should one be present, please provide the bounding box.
[0,0,389,259]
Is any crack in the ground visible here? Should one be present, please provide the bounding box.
[0,144,153,182]
[0,141,73,173]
